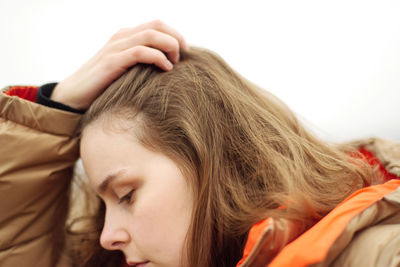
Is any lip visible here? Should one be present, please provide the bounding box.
[127,261,149,267]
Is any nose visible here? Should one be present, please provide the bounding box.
[100,208,130,250]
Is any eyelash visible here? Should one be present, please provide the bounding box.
[118,190,135,204]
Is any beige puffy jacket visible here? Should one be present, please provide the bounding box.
[0,86,81,266]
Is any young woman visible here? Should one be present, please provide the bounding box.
[1,21,400,267]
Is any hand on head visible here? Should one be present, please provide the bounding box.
[51,20,187,110]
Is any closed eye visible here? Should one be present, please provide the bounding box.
[118,190,135,204]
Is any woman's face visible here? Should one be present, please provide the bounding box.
[80,119,194,267]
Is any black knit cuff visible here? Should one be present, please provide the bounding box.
[36,83,85,114]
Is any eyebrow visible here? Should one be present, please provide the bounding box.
[97,169,127,194]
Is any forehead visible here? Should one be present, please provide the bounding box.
[80,119,138,181]
[80,118,176,177]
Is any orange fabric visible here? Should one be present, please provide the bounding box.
[4,86,39,102]
[269,179,400,267]
[236,218,272,266]
[236,149,400,266]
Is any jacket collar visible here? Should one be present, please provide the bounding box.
[237,139,400,266]
[236,179,400,267]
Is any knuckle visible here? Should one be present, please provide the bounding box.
[110,33,121,41]
[149,19,164,29]
[110,28,128,40]
[117,28,129,35]
[141,29,158,42]
[131,46,146,58]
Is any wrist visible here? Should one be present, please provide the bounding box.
[37,83,85,114]
[51,82,86,110]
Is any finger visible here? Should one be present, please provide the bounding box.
[118,45,174,71]
[115,20,187,52]
[113,29,180,63]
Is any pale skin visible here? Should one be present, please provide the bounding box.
[51,20,187,109]
[81,119,193,267]
[51,21,191,266]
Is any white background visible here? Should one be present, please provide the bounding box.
[1,0,399,142]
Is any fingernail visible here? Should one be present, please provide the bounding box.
[165,60,173,70]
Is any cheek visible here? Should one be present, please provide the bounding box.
[128,180,193,257]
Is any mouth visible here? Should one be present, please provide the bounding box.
[127,261,150,267]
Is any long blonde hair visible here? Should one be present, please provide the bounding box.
[72,47,375,267]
